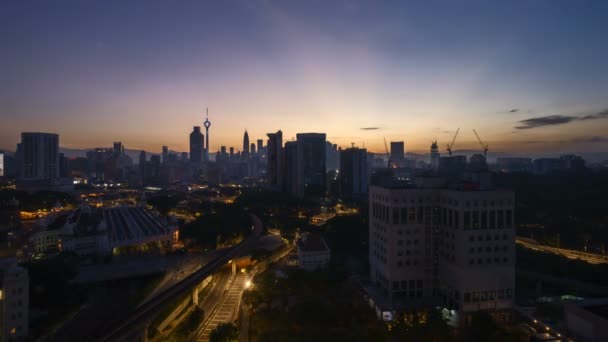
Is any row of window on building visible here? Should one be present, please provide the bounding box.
[463,288,513,303]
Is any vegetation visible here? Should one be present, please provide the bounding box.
[165,308,205,342]
[0,189,75,211]
[244,268,388,342]
[320,213,369,273]
[209,322,238,342]
[180,202,252,249]
[458,312,526,342]
[495,170,608,251]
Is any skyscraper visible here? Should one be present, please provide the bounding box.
[250,143,256,154]
[390,141,405,166]
[243,131,250,155]
[113,142,124,157]
[189,126,204,163]
[257,139,263,155]
[20,132,59,179]
[430,141,440,171]
[0,152,4,177]
[162,146,169,164]
[266,130,283,187]
[139,150,146,185]
[295,133,326,197]
[284,141,298,195]
[339,147,368,197]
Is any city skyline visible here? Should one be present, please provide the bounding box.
[2,1,608,153]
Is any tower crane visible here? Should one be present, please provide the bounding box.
[383,137,391,168]
[472,129,489,158]
[446,128,460,156]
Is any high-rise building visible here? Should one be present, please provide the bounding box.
[162,146,169,164]
[229,147,234,160]
[0,152,4,177]
[267,130,283,187]
[189,126,204,163]
[243,131,250,155]
[20,132,59,179]
[390,141,405,166]
[113,142,124,157]
[296,133,326,197]
[0,259,29,341]
[430,141,440,171]
[368,178,515,322]
[203,109,211,162]
[283,141,298,195]
[250,143,256,154]
[339,147,368,197]
[139,151,146,185]
[257,139,263,155]
[325,142,339,171]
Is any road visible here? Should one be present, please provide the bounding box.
[94,214,263,342]
[194,273,248,341]
[516,237,608,265]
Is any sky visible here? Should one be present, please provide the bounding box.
[1,0,608,154]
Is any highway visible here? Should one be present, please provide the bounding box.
[94,214,264,342]
[516,237,608,264]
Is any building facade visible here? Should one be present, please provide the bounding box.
[0,259,29,342]
[339,147,368,197]
[189,126,204,163]
[368,179,515,323]
[266,130,283,188]
[20,132,59,179]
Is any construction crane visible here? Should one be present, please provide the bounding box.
[383,137,391,168]
[473,129,489,158]
[446,128,460,156]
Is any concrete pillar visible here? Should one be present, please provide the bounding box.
[232,260,237,276]
[193,284,199,306]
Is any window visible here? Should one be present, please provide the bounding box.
[489,211,496,229]
[401,207,408,224]
[464,292,471,303]
[417,207,423,224]
[464,211,471,230]
[497,210,504,229]
[481,211,488,229]
[506,210,513,226]
[393,208,399,224]
[472,211,480,229]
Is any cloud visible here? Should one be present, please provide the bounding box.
[360,127,379,130]
[515,115,577,129]
[579,109,608,120]
[571,136,608,143]
[509,109,518,113]
[515,109,608,129]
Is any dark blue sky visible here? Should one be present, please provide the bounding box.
[2,0,608,152]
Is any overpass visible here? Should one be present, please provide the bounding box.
[94,215,264,342]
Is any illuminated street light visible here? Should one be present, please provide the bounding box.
[245,280,252,289]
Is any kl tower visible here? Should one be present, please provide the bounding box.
[203,108,211,162]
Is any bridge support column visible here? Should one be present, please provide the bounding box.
[232,260,236,277]
[193,285,199,306]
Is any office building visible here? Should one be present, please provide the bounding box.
[20,132,59,179]
[257,139,263,155]
[243,131,250,155]
[390,141,405,166]
[430,141,440,171]
[0,153,4,177]
[113,142,124,157]
[189,126,204,163]
[496,158,533,173]
[250,143,256,154]
[0,259,29,341]
[284,141,298,195]
[267,130,283,187]
[162,146,169,164]
[565,298,608,342]
[339,147,368,197]
[368,177,515,324]
[295,133,326,197]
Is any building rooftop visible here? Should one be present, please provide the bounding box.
[297,233,329,253]
[103,206,171,245]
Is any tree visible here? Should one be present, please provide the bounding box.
[209,322,238,342]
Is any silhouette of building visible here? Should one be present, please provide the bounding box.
[295,133,326,197]
[250,143,256,154]
[390,141,405,166]
[267,130,283,188]
[20,132,59,180]
[496,158,532,173]
[203,109,211,162]
[430,141,440,171]
[257,139,263,155]
[339,147,368,197]
[161,146,168,164]
[113,142,124,157]
[189,126,204,163]
[284,141,298,195]
[243,131,250,157]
